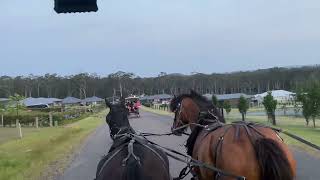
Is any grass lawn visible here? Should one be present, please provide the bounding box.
[0,110,107,180]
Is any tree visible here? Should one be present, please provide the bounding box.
[224,101,232,115]
[262,92,278,125]
[297,92,311,125]
[9,93,25,117]
[297,85,320,128]
[212,95,218,106]
[238,96,249,121]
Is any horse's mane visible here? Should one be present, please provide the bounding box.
[170,90,214,112]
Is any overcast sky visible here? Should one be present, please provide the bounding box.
[0,0,319,77]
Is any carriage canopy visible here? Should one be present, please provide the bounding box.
[54,0,98,13]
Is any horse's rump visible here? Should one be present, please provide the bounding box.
[192,122,296,180]
[96,138,170,180]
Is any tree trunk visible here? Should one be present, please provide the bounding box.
[272,112,276,126]
[306,118,309,126]
[267,113,271,123]
[313,117,316,128]
[221,108,224,119]
[241,113,245,121]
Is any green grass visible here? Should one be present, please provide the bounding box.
[0,110,106,180]
[0,128,41,144]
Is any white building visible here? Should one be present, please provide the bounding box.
[254,90,296,105]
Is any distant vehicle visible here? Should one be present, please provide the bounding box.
[161,100,171,105]
[125,96,141,118]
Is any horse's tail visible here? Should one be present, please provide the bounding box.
[254,138,294,180]
[125,157,142,180]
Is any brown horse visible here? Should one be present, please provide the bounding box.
[170,91,296,180]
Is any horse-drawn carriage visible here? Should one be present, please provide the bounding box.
[125,96,141,118]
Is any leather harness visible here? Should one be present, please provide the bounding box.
[95,131,170,180]
[188,111,282,180]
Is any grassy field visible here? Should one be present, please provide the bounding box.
[0,110,107,180]
[0,128,41,144]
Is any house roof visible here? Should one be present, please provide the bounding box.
[140,94,173,101]
[83,96,103,103]
[22,97,62,107]
[62,97,82,104]
[203,93,253,101]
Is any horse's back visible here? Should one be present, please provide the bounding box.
[195,124,296,180]
[96,142,171,180]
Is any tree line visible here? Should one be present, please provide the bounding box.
[0,65,320,99]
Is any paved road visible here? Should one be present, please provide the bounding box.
[59,110,320,180]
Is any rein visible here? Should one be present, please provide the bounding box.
[140,123,206,137]
[100,129,246,180]
[132,132,246,180]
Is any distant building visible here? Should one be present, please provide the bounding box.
[0,98,10,107]
[62,97,82,105]
[22,97,62,108]
[254,90,296,105]
[83,96,104,105]
[140,94,173,104]
[203,93,253,107]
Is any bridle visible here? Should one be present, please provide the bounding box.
[173,101,188,128]
[173,99,219,129]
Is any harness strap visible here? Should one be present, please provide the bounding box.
[122,139,141,166]
[213,125,233,179]
[96,143,128,178]
[131,131,247,180]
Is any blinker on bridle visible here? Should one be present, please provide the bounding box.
[174,102,188,127]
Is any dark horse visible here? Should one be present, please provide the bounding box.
[95,100,171,180]
[170,90,296,180]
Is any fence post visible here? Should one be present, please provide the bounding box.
[18,123,23,139]
[49,112,53,127]
[35,117,39,129]
[1,114,3,127]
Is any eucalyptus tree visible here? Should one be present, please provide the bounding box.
[9,93,25,117]
[297,85,320,127]
[238,96,249,121]
[262,92,278,125]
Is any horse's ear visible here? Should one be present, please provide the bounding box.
[105,98,112,109]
